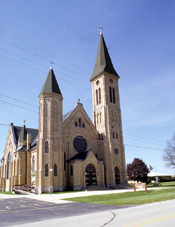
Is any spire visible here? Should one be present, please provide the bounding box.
[90,34,119,81]
[18,124,27,143]
[40,68,62,96]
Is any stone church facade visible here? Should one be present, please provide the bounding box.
[0,34,127,193]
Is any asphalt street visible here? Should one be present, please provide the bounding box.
[0,197,131,226]
[11,199,175,227]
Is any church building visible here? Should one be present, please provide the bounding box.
[0,33,127,193]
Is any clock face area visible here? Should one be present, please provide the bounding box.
[73,136,87,153]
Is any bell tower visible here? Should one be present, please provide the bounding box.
[37,67,64,193]
[90,33,126,187]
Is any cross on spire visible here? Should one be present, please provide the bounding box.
[99,26,103,35]
[50,61,54,69]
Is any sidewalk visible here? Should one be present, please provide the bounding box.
[0,187,162,204]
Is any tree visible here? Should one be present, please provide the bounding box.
[127,158,150,182]
[162,133,175,169]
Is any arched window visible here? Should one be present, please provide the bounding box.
[7,153,11,179]
[97,113,99,124]
[116,133,118,139]
[32,155,35,173]
[109,87,112,103]
[100,112,102,123]
[113,132,115,139]
[45,164,48,177]
[64,153,66,171]
[45,141,49,153]
[114,167,120,184]
[70,165,73,176]
[54,164,57,176]
[99,88,101,104]
[113,88,116,103]
[79,118,81,127]
[75,121,77,127]
[96,89,98,105]
[82,123,85,128]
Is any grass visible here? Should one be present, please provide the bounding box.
[147,181,175,187]
[0,191,14,195]
[64,188,175,205]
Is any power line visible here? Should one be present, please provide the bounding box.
[1,32,175,126]
[124,132,164,144]
[0,94,38,108]
[124,144,163,151]
[0,54,90,91]
[124,136,165,147]
[0,30,90,74]
[0,99,38,113]
[1,35,174,122]
[0,123,10,127]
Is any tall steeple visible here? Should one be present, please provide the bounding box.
[90,34,119,81]
[90,33,126,187]
[37,67,63,193]
[40,67,62,96]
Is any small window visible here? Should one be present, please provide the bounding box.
[99,88,101,104]
[113,88,116,104]
[100,112,102,123]
[7,153,11,179]
[114,148,119,155]
[97,113,99,124]
[45,141,49,153]
[45,164,49,177]
[70,165,73,176]
[110,79,113,83]
[109,87,112,103]
[96,89,98,105]
[32,155,35,173]
[75,121,77,127]
[113,132,115,139]
[82,123,85,128]
[54,164,57,176]
[116,133,118,139]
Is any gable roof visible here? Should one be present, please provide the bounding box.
[67,151,90,162]
[63,110,74,123]
[90,34,119,81]
[62,102,98,135]
[12,124,38,148]
[40,68,62,96]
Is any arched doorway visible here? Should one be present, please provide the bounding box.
[85,164,97,186]
[114,167,120,184]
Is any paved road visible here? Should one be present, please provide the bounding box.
[0,190,175,227]
[0,197,130,226]
[10,199,175,227]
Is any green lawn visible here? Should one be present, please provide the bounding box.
[64,188,175,205]
[147,181,175,187]
[0,191,14,195]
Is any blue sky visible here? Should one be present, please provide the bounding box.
[0,0,175,175]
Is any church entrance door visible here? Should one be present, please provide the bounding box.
[85,164,97,186]
[114,167,120,184]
